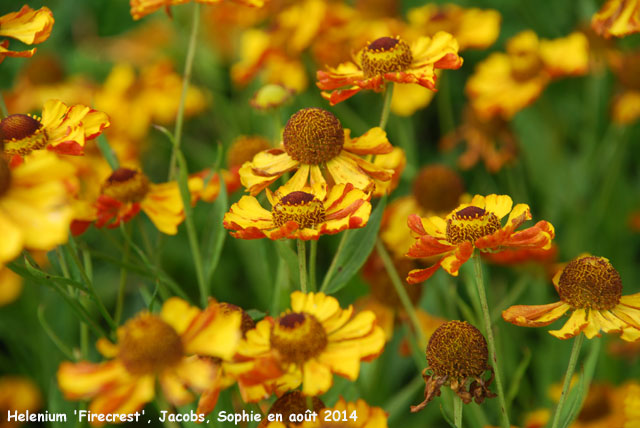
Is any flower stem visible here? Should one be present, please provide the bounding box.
[308,239,318,292]
[375,240,425,344]
[297,239,308,293]
[319,231,349,292]
[168,2,201,180]
[379,83,394,131]
[549,333,584,428]
[453,394,463,428]
[472,254,510,428]
[114,224,132,325]
[0,92,9,117]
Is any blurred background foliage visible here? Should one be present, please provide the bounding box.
[0,0,639,427]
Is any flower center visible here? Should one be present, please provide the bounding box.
[226,136,271,169]
[446,206,501,244]
[117,314,184,375]
[0,114,47,156]
[361,36,413,78]
[270,312,328,364]
[427,320,488,379]
[101,168,150,203]
[0,158,11,198]
[282,108,344,164]
[266,391,325,425]
[272,191,326,229]
[557,256,622,310]
[412,165,465,213]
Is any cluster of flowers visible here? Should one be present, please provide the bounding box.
[1,0,640,427]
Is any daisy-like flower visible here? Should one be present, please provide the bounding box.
[0,99,110,159]
[591,0,640,38]
[316,32,463,105]
[0,152,75,265]
[226,291,385,397]
[130,0,264,21]
[502,256,640,341]
[412,320,495,412]
[406,194,554,284]
[92,167,203,235]
[57,298,242,422]
[239,108,394,197]
[0,6,53,63]
[224,183,371,240]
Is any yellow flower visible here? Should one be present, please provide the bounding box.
[406,4,501,51]
[57,298,242,423]
[250,84,295,111]
[226,292,385,398]
[592,0,640,38]
[466,31,589,120]
[239,108,394,197]
[0,99,110,158]
[412,320,495,412]
[406,194,554,283]
[0,6,53,63]
[317,32,463,105]
[93,167,203,235]
[130,0,264,21]
[0,376,42,428]
[503,256,640,341]
[224,184,371,240]
[0,152,75,265]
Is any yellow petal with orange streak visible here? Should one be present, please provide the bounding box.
[620,293,640,309]
[502,301,570,327]
[0,6,54,45]
[160,297,201,336]
[343,127,392,156]
[302,359,333,396]
[325,156,374,190]
[411,32,461,68]
[174,356,219,392]
[280,164,310,194]
[57,360,130,400]
[327,310,376,341]
[612,304,640,330]
[182,308,241,361]
[505,203,532,228]
[88,374,155,420]
[321,328,386,379]
[583,310,625,339]
[421,215,447,239]
[96,338,119,358]
[549,309,588,339]
[224,195,273,230]
[160,370,194,407]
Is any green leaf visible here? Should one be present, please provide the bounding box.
[560,338,601,428]
[323,196,387,294]
[506,347,532,408]
[275,240,299,289]
[204,174,228,285]
[246,309,266,321]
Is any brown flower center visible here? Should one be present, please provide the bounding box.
[361,36,413,78]
[0,158,11,198]
[0,114,47,156]
[283,108,344,164]
[272,191,326,229]
[219,303,255,337]
[270,312,328,364]
[265,391,325,426]
[427,320,488,379]
[227,136,271,169]
[446,206,501,244]
[412,165,465,213]
[101,168,150,203]
[557,256,622,310]
[117,314,183,375]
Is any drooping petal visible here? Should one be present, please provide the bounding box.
[502,301,570,327]
[549,309,589,339]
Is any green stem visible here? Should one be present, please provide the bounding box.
[308,239,318,292]
[453,394,463,428]
[95,135,120,171]
[0,92,9,117]
[549,333,584,428]
[375,240,425,344]
[272,259,286,315]
[297,239,308,293]
[379,83,394,131]
[472,254,510,428]
[319,230,349,292]
[37,305,75,360]
[114,224,132,325]
[168,2,201,180]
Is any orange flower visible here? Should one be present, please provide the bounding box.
[226,292,385,398]
[0,6,53,63]
[466,31,589,120]
[224,184,371,240]
[57,298,242,424]
[130,0,264,21]
[502,256,640,341]
[92,167,203,235]
[239,108,394,197]
[406,194,554,284]
[592,0,640,38]
[0,100,109,159]
[317,32,463,104]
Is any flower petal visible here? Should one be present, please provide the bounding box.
[549,309,589,339]
[502,301,570,327]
